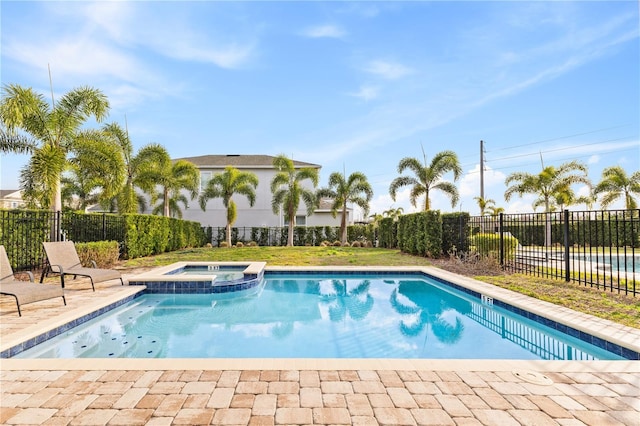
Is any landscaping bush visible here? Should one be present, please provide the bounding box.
[75,241,120,268]
[471,233,519,260]
[122,214,206,258]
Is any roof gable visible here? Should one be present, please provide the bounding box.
[174,154,320,169]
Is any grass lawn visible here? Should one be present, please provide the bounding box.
[122,246,640,329]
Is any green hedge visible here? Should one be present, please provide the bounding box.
[442,212,471,255]
[397,211,442,257]
[0,209,51,270]
[75,241,120,268]
[122,214,206,259]
[378,217,397,248]
[471,233,519,260]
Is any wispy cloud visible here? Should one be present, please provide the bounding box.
[301,24,346,39]
[365,60,414,80]
[349,85,379,101]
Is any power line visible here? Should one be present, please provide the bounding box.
[486,136,635,164]
[485,124,632,153]
[465,146,639,175]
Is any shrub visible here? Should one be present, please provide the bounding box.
[471,233,519,260]
[342,241,351,247]
[219,241,229,248]
[351,241,361,247]
[321,240,331,246]
[333,240,342,247]
[246,241,258,247]
[235,241,244,248]
[75,241,120,268]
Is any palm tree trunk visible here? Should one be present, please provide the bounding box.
[163,187,170,217]
[53,178,63,213]
[287,205,295,246]
[51,178,63,241]
[288,221,294,246]
[340,207,348,244]
[226,223,232,247]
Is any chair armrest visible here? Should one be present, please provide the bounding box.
[90,260,97,268]
[50,264,65,274]
[26,271,35,282]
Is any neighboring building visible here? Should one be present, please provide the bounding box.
[161,154,350,228]
[0,190,25,209]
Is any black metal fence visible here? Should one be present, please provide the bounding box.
[466,209,639,296]
[0,210,125,271]
[3,208,637,296]
[204,225,374,247]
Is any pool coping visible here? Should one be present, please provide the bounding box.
[128,260,266,282]
[1,266,639,367]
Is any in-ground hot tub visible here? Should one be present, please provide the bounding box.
[128,261,266,294]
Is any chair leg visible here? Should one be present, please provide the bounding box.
[60,274,66,289]
[13,296,22,317]
[90,278,95,292]
[120,278,124,286]
[39,265,50,283]
[62,295,67,306]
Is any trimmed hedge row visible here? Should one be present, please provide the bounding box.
[122,214,207,259]
[397,211,442,257]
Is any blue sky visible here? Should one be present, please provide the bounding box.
[1,1,638,218]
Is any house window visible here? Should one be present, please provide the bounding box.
[200,171,212,192]
[286,215,307,226]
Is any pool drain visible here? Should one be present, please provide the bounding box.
[512,370,553,385]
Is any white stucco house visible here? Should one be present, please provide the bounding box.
[164,154,351,228]
[0,190,26,209]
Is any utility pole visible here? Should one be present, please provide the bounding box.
[480,140,485,200]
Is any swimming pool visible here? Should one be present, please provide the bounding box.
[12,272,629,360]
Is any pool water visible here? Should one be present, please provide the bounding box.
[15,274,623,360]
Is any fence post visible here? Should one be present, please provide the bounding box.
[499,213,504,267]
[564,209,570,282]
[102,213,107,241]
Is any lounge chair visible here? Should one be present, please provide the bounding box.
[0,245,66,316]
[41,241,124,291]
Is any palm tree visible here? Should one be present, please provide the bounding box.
[474,196,495,216]
[0,128,36,154]
[199,166,259,247]
[317,171,373,244]
[61,166,99,210]
[66,128,126,209]
[504,161,590,213]
[505,160,590,246]
[152,192,192,218]
[486,205,505,216]
[594,166,640,210]
[270,154,319,246]
[0,84,110,211]
[137,146,199,217]
[383,206,404,221]
[389,150,462,211]
[102,124,167,214]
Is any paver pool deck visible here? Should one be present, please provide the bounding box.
[1,267,639,425]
